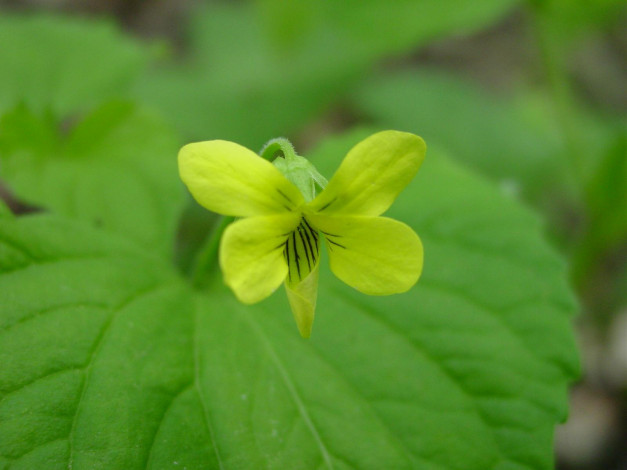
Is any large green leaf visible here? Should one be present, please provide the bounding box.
[0,13,149,117]
[0,214,194,469]
[0,132,578,468]
[0,102,183,255]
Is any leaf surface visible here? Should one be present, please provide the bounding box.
[0,132,578,469]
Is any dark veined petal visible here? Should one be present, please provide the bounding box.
[284,218,322,338]
[284,218,321,287]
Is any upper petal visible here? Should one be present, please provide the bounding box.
[308,131,425,216]
[179,140,304,217]
[220,213,301,304]
[307,213,423,295]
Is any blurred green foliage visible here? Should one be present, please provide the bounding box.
[0,14,149,116]
[135,0,517,148]
[0,0,624,468]
[0,102,182,255]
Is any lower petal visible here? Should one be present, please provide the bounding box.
[220,213,300,304]
[307,214,423,295]
[285,264,320,338]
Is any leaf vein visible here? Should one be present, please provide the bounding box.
[143,384,194,470]
[239,311,335,470]
[193,299,225,470]
[0,301,108,335]
[336,291,506,469]
[66,281,168,470]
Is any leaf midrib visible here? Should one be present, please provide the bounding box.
[238,308,335,470]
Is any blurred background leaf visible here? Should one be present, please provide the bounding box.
[0,101,183,255]
[0,14,151,118]
[586,134,627,250]
[134,0,518,149]
[353,69,568,200]
[351,68,624,226]
[255,0,519,54]
[530,0,626,42]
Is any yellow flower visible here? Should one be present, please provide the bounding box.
[179,131,426,337]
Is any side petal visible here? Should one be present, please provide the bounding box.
[179,140,304,217]
[285,264,320,339]
[309,131,426,216]
[307,214,423,295]
[219,213,300,304]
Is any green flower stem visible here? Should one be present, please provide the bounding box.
[191,138,296,288]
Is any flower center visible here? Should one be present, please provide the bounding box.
[284,218,320,285]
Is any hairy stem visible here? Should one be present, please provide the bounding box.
[260,137,297,161]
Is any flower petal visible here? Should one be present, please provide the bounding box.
[284,218,321,286]
[179,140,304,217]
[285,264,319,339]
[283,218,321,338]
[307,214,423,295]
[220,213,300,304]
[309,131,426,216]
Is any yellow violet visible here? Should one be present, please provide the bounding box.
[178,131,426,338]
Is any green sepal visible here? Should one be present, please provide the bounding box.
[264,137,327,202]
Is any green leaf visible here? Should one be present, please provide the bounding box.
[530,0,625,42]
[0,131,578,468]
[0,13,149,117]
[0,200,11,219]
[0,102,183,255]
[0,215,199,469]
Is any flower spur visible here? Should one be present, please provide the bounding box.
[178,130,426,337]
